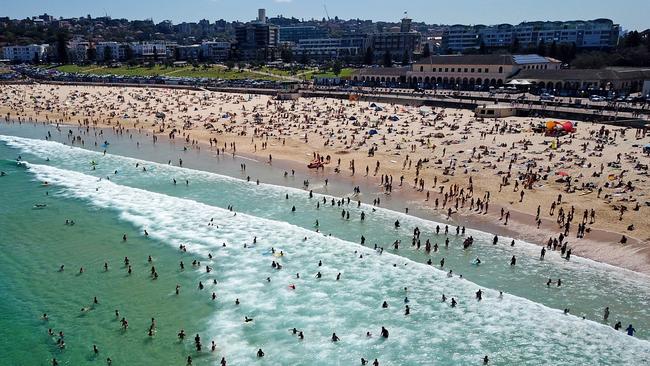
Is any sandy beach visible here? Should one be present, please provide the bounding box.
[2,83,649,273]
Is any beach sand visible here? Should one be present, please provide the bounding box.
[2,83,649,273]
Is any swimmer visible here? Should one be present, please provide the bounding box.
[381,326,389,338]
[245,316,253,322]
[331,333,340,342]
[257,349,265,357]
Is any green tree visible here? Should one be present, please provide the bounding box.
[549,41,558,58]
[332,60,342,76]
[299,52,309,65]
[382,50,392,67]
[624,31,642,48]
[536,39,546,56]
[103,46,113,63]
[280,46,293,63]
[401,50,410,66]
[509,37,520,54]
[422,43,431,58]
[55,31,69,64]
[86,47,96,62]
[225,60,235,70]
[125,45,134,62]
[363,47,374,65]
[478,41,486,55]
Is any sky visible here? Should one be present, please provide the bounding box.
[3,0,648,31]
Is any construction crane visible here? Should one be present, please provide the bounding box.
[323,3,330,21]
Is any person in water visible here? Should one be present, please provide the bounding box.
[257,349,265,357]
[626,324,636,336]
[331,333,340,342]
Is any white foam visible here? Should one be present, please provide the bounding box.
[4,134,650,328]
[22,161,650,365]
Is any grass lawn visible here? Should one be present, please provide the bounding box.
[54,64,281,80]
[258,66,313,77]
[305,67,357,80]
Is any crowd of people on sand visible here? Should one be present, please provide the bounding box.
[2,83,648,262]
[1,84,647,364]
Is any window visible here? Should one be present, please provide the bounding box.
[477,68,482,73]
[498,66,503,73]
[420,66,423,72]
[445,68,448,72]
[451,68,455,72]
[485,68,489,73]
[439,68,442,72]
[464,68,468,72]
[471,68,475,73]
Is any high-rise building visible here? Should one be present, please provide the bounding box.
[370,18,421,62]
[235,9,279,61]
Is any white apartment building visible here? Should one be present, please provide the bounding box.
[2,44,49,62]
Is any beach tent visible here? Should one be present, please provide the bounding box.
[561,121,575,133]
[644,144,650,154]
[545,120,575,135]
[370,103,377,107]
[368,129,378,136]
[388,115,399,121]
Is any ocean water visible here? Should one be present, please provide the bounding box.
[1,123,650,365]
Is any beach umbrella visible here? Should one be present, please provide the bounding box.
[557,171,569,177]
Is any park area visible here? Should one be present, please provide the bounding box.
[53,64,357,81]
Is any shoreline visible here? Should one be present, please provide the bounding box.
[2,83,649,275]
[4,120,649,276]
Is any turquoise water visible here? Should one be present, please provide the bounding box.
[1,122,650,365]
